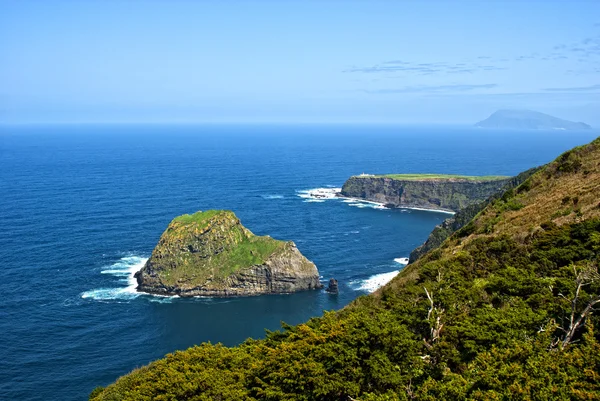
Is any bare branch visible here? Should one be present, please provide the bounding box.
[553,263,600,349]
[423,287,444,347]
[424,287,434,321]
[562,296,600,348]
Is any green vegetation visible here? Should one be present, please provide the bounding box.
[369,173,510,181]
[148,210,285,288]
[160,235,284,287]
[207,236,284,281]
[92,138,600,400]
[172,209,226,227]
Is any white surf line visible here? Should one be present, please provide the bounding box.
[352,271,400,293]
[297,187,389,209]
[81,256,146,300]
[402,206,456,215]
[297,187,456,214]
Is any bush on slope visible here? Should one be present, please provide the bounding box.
[91,137,600,401]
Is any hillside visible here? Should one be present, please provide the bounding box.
[476,109,592,130]
[91,138,600,400]
[409,167,541,262]
[341,174,510,212]
[135,210,322,297]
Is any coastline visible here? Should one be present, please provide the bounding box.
[298,187,456,214]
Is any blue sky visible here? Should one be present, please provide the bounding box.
[1,1,599,124]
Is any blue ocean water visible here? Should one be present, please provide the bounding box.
[0,124,597,400]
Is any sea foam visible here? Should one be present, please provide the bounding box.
[296,187,341,200]
[81,255,148,301]
[297,187,458,215]
[351,270,400,293]
[297,187,389,210]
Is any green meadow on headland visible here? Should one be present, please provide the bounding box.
[370,173,509,181]
[92,137,600,400]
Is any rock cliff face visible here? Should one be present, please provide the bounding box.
[340,175,511,212]
[135,210,322,297]
[409,168,541,262]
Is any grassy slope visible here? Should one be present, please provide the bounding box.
[92,138,600,400]
[172,210,223,226]
[370,174,509,181]
[153,210,285,287]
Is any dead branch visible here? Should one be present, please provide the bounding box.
[555,263,600,348]
[423,286,444,349]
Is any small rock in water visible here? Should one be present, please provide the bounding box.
[326,278,339,294]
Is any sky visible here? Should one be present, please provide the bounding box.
[1,1,599,124]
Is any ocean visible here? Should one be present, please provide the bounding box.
[1,124,597,400]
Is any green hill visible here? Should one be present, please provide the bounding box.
[91,138,600,400]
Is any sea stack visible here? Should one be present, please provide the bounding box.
[325,278,339,294]
[135,210,323,297]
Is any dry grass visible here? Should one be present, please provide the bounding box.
[382,136,600,292]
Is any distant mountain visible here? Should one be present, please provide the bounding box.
[476,109,592,130]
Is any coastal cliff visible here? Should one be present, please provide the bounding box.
[340,174,510,212]
[135,210,322,297]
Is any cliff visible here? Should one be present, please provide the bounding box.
[340,174,510,212]
[409,167,540,262]
[92,137,600,401]
[475,109,592,130]
[135,210,322,297]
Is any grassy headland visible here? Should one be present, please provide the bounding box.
[367,173,510,181]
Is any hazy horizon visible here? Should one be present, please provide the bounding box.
[1,1,599,125]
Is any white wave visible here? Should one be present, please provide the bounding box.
[148,297,175,303]
[394,257,410,265]
[296,187,391,209]
[297,187,458,216]
[261,194,284,199]
[296,187,341,200]
[347,201,388,210]
[81,255,148,301]
[351,271,400,293]
[401,207,455,215]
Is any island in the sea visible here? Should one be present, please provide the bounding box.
[475,109,591,130]
[340,173,510,212]
[135,210,322,297]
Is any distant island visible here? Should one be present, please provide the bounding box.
[340,173,510,212]
[135,210,322,297]
[475,109,592,130]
